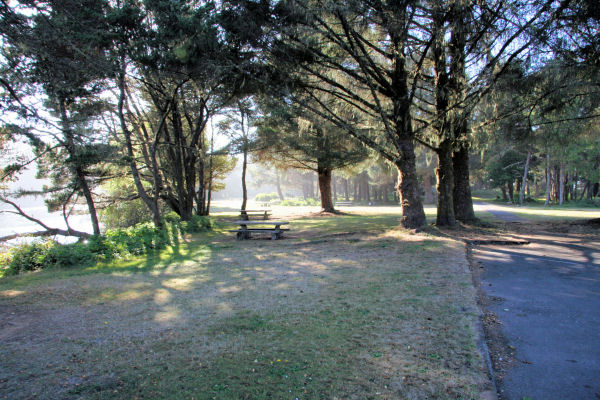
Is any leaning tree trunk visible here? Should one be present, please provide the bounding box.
[435,140,456,226]
[59,99,101,235]
[75,167,101,235]
[394,138,426,228]
[452,144,476,222]
[317,165,335,212]
[520,150,532,205]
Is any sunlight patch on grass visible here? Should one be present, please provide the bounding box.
[153,306,181,324]
[0,209,492,399]
[0,289,25,298]
[161,277,195,291]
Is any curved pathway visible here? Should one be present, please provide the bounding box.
[474,202,529,223]
[473,226,600,399]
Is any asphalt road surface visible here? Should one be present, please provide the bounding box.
[473,232,600,399]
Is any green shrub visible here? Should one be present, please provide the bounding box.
[99,198,152,229]
[163,211,182,223]
[279,198,320,206]
[1,215,214,277]
[254,192,280,202]
[1,240,95,276]
[180,215,213,232]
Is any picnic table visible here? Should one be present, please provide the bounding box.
[229,220,289,240]
[238,209,271,220]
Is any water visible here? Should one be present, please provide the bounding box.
[0,197,94,246]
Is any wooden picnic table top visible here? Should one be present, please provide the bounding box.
[234,220,289,226]
[238,209,271,212]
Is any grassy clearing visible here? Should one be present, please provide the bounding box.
[473,201,600,222]
[0,212,490,399]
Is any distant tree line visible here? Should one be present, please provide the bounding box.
[0,0,598,240]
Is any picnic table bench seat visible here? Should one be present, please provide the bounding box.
[229,220,289,240]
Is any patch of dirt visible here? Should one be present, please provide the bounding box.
[307,210,349,217]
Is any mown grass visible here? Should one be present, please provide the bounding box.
[0,212,490,399]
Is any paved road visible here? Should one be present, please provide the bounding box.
[473,233,600,399]
[473,202,529,223]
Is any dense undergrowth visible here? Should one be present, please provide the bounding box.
[0,213,213,277]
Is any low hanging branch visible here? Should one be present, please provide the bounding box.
[0,196,92,243]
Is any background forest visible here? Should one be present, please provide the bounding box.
[1,0,598,243]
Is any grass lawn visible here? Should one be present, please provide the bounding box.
[0,210,491,399]
[472,200,600,222]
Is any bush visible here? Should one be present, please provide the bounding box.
[0,215,214,276]
[1,240,95,276]
[254,192,280,202]
[99,198,153,229]
[279,198,320,206]
[179,215,213,233]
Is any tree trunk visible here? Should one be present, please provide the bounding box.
[507,182,514,203]
[332,175,338,202]
[58,99,101,235]
[241,146,248,211]
[363,173,371,202]
[572,170,578,200]
[452,144,476,221]
[553,165,560,201]
[559,163,565,205]
[423,173,434,204]
[501,186,507,202]
[317,167,335,212]
[276,173,284,200]
[205,123,214,215]
[435,141,456,226]
[394,139,426,228]
[579,180,589,200]
[117,65,162,226]
[520,150,531,205]
[344,178,350,201]
[545,154,551,205]
[195,157,206,216]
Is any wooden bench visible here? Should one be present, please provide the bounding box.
[335,201,353,207]
[229,220,290,240]
[238,209,271,220]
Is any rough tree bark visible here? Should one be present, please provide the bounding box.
[435,140,456,226]
[317,165,335,212]
[452,143,476,222]
[394,139,426,228]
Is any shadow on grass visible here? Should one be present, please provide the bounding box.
[0,211,489,400]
